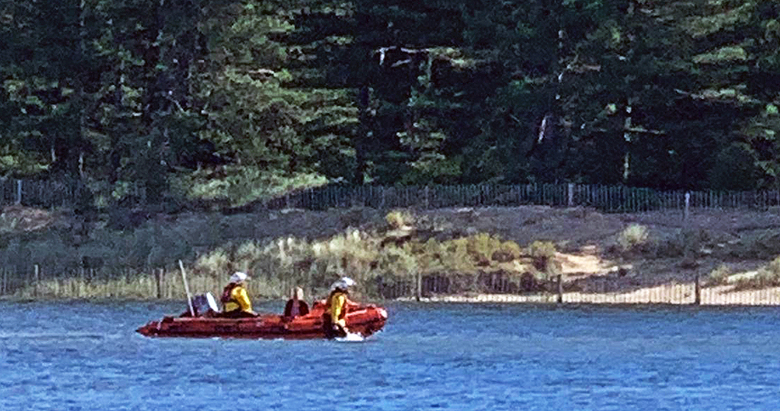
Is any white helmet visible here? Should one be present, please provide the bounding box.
[330,276,356,291]
[230,271,249,283]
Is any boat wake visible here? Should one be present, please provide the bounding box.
[336,332,366,343]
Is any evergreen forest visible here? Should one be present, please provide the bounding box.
[2,0,780,206]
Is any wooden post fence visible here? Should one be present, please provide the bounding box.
[694,274,701,305]
[155,268,165,299]
[556,274,563,304]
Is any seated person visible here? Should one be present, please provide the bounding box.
[313,289,360,311]
[220,272,257,318]
[284,287,310,317]
[322,277,358,339]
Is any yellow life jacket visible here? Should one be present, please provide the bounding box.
[326,290,347,326]
[222,284,252,313]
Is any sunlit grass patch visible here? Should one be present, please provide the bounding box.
[735,256,780,289]
[618,224,649,252]
[385,209,414,230]
[707,264,732,286]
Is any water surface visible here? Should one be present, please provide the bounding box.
[1,301,779,410]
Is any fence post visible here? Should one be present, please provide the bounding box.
[684,192,690,221]
[556,274,563,304]
[415,271,422,302]
[155,268,164,299]
[15,180,22,205]
[567,183,575,207]
[306,266,312,304]
[33,264,39,298]
[424,185,430,209]
[694,274,701,305]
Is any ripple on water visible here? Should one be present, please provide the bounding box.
[1,302,780,410]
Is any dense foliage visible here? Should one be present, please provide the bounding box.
[2,0,779,202]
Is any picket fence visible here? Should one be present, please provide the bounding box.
[3,266,780,306]
[4,178,780,213]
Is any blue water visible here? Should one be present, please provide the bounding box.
[1,301,779,410]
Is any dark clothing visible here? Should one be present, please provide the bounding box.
[283,299,310,317]
[220,283,236,303]
[322,313,347,339]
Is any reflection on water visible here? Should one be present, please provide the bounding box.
[1,301,779,410]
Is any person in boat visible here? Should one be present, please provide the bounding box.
[220,271,257,318]
[322,277,357,339]
[284,286,310,318]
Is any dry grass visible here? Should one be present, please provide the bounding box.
[618,224,649,252]
[735,256,780,289]
[385,209,414,229]
[0,206,55,233]
[8,269,301,301]
[5,205,780,301]
[526,240,559,278]
[708,264,732,285]
[183,217,538,299]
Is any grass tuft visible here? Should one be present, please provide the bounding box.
[618,224,649,253]
[736,256,780,289]
[385,209,414,230]
[707,264,732,285]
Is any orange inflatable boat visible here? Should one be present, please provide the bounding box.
[136,301,388,340]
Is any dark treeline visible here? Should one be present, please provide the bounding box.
[2,0,779,203]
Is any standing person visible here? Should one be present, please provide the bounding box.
[284,286,310,317]
[323,277,356,338]
[220,272,257,318]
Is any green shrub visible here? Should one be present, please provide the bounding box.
[493,240,522,262]
[466,233,503,265]
[618,224,649,252]
[736,256,780,289]
[526,240,557,276]
[729,231,780,260]
[440,237,477,274]
[708,264,732,285]
[376,244,418,276]
[415,238,444,272]
[652,229,711,259]
[527,240,556,259]
[386,209,413,229]
[194,248,231,277]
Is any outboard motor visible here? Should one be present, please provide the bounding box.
[188,292,220,317]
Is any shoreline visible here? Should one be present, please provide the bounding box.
[3,283,780,306]
[4,205,780,306]
[397,284,780,306]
